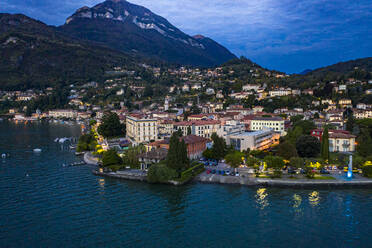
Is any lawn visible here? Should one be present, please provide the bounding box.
[313,175,336,180]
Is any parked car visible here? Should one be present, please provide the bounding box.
[235,172,240,177]
[206,169,211,174]
[211,170,216,174]
[320,169,330,174]
[288,168,296,174]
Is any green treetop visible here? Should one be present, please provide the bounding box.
[321,126,330,162]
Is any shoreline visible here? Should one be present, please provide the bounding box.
[91,167,372,189]
[84,152,99,165]
[195,174,372,189]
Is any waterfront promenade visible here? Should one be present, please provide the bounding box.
[196,171,372,188]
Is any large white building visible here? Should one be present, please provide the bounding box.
[174,120,220,138]
[217,120,245,140]
[48,109,77,119]
[250,117,285,135]
[227,129,280,151]
[269,88,292,97]
[126,114,158,145]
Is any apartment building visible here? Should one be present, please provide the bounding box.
[48,109,77,119]
[227,129,280,151]
[126,114,158,145]
[250,117,285,135]
[173,120,220,138]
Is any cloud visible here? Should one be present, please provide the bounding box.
[1,0,371,72]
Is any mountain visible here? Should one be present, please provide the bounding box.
[279,57,372,89]
[299,69,312,75]
[59,0,236,67]
[0,13,134,90]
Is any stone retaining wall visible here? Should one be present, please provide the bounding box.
[196,174,372,189]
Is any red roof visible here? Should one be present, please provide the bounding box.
[174,120,220,126]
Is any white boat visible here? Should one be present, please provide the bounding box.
[33,148,42,153]
[1,153,6,158]
[54,138,59,142]
[59,138,68,143]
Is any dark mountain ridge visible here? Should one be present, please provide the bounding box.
[0,13,134,90]
[58,0,236,67]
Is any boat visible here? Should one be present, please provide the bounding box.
[69,161,86,166]
[33,148,42,153]
[54,138,59,142]
[75,152,84,156]
[59,138,68,143]
[1,153,6,159]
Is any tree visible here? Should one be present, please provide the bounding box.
[202,148,214,160]
[357,129,372,157]
[123,145,146,168]
[264,155,285,177]
[277,141,297,160]
[187,126,192,135]
[147,163,178,183]
[346,115,355,132]
[211,133,227,160]
[293,120,316,135]
[290,157,304,169]
[97,112,125,138]
[246,156,259,167]
[166,132,189,173]
[225,151,244,172]
[321,126,330,162]
[76,133,97,152]
[102,149,122,167]
[143,84,153,97]
[286,126,303,145]
[296,135,321,158]
[290,115,304,125]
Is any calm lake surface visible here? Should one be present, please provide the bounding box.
[1,121,372,248]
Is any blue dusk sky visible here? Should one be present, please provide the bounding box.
[1,0,371,73]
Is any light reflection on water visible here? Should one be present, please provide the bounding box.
[255,188,269,209]
[309,191,320,206]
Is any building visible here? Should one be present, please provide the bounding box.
[243,84,261,92]
[126,114,158,145]
[353,109,372,119]
[146,135,209,160]
[48,109,77,119]
[217,120,245,140]
[250,117,285,134]
[269,88,292,97]
[138,148,168,171]
[158,120,174,138]
[329,133,356,152]
[311,129,356,152]
[174,120,220,138]
[338,99,352,108]
[227,129,280,151]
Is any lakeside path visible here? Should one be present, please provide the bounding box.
[195,172,372,189]
[84,152,99,165]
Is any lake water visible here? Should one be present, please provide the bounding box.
[1,121,372,248]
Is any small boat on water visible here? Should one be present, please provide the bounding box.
[75,152,84,156]
[69,161,86,167]
[59,137,68,143]
[1,153,6,159]
[33,148,42,153]
[54,138,59,142]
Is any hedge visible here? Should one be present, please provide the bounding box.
[179,163,205,182]
[362,165,372,178]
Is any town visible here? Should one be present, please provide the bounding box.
[1,59,372,184]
